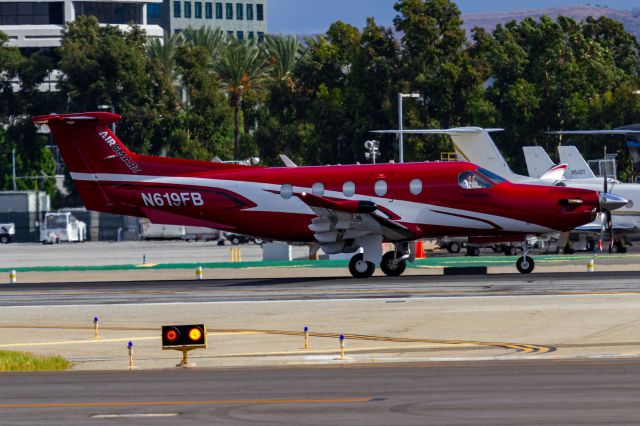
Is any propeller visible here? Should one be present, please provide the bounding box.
[600,146,615,253]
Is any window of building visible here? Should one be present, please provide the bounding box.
[205,2,212,18]
[257,31,264,42]
[409,179,422,195]
[343,181,355,198]
[74,1,141,24]
[256,3,263,20]
[225,2,232,19]
[311,183,324,196]
[173,0,181,17]
[195,1,202,18]
[237,30,244,40]
[0,2,65,25]
[248,31,254,39]
[184,1,191,18]
[280,184,293,200]
[246,3,253,20]
[227,30,233,36]
[236,2,243,19]
[215,2,222,18]
[374,180,387,197]
[147,3,161,18]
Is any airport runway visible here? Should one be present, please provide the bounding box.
[2,359,640,425]
[1,270,640,306]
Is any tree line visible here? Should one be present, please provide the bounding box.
[1,0,639,205]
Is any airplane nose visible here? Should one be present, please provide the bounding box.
[599,193,628,211]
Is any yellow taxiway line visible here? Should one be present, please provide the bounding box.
[0,397,372,409]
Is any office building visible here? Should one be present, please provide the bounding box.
[163,0,267,41]
[0,0,164,48]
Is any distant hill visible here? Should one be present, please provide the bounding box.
[461,5,640,41]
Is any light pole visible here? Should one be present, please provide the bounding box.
[398,92,421,163]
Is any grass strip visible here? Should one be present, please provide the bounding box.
[0,350,70,372]
[0,253,631,273]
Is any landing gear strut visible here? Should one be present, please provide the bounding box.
[348,253,375,279]
[516,242,535,274]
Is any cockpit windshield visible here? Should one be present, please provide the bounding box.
[477,168,506,184]
[458,170,493,189]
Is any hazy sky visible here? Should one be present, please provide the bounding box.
[267,0,639,34]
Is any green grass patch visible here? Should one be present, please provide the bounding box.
[0,350,71,372]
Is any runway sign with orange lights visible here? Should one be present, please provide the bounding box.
[161,324,207,349]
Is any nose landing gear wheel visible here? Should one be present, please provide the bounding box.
[516,256,535,274]
[380,251,407,277]
[349,253,375,278]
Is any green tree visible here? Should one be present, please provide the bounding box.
[393,0,490,161]
[58,16,174,154]
[213,38,267,161]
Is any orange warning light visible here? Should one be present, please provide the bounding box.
[189,327,202,341]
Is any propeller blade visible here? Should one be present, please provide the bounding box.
[607,210,614,254]
[599,212,607,245]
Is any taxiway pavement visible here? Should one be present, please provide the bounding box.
[1,360,640,425]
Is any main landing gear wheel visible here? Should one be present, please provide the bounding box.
[516,256,535,274]
[447,242,461,253]
[380,251,407,277]
[349,253,375,279]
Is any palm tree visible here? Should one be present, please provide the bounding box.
[264,34,302,86]
[213,38,267,161]
[148,32,183,79]
[182,27,226,58]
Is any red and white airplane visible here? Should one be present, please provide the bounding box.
[33,112,626,278]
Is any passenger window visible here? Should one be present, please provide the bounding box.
[374,180,387,197]
[458,171,492,189]
[280,183,293,199]
[409,178,422,195]
[343,181,355,197]
[312,182,324,196]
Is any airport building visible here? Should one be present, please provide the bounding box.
[163,0,267,40]
[0,0,164,48]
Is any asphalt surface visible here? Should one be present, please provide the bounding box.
[1,270,640,306]
[1,359,640,425]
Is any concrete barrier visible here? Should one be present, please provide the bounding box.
[262,242,292,261]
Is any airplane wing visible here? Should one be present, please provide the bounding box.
[296,192,415,260]
[547,130,640,135]
[574,220,637,233]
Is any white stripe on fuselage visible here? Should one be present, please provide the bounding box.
[69,172,554,233]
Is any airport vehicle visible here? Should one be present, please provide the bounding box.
[0,223,15,243]
[40,212,87,243]
[33,112,624,277]
[139,218,186,240]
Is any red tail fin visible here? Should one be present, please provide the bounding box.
[33,112,141,175]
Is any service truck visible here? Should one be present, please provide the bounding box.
[0,223,15,243]
[40,212,87,244]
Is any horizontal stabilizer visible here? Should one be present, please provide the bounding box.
[539,164,567,181]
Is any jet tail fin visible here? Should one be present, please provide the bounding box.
[557,146,597,179]
[523,146,555,178]
[33,112,142,176]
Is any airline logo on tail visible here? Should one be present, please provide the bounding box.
[99,131,142,173]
